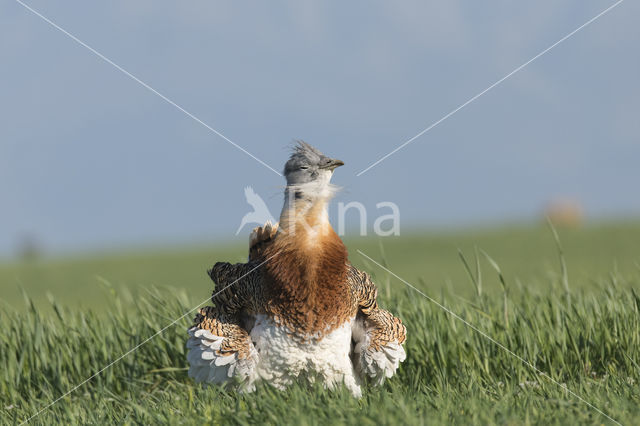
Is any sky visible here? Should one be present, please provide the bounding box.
[1,0,639,258]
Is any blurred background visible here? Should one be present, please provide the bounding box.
[1,1,639,307]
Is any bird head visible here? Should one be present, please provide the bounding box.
[279,141,344,238]
[283,141,344,188]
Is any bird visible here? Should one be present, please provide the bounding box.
[187,141,406,397]
[235,186,276,236]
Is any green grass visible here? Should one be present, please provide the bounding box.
[1,222,640,424]
[3,221,640,311]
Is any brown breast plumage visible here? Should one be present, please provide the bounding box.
[260,224,355,339]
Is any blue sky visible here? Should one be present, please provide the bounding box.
[1,1,638,258]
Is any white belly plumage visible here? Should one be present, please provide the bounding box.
[187,314,405,397]
[249,315,361,397]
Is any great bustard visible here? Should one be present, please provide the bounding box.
[187,141,406,397]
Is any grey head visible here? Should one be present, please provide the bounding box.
[283,141,344,186]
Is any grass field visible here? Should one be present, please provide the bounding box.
[1,222,639,424]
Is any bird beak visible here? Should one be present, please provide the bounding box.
[320,158,345,171]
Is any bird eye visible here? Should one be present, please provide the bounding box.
[299,166,309,170]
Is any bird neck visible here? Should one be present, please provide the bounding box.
[279,184,334,238]
[262,183,350,337]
